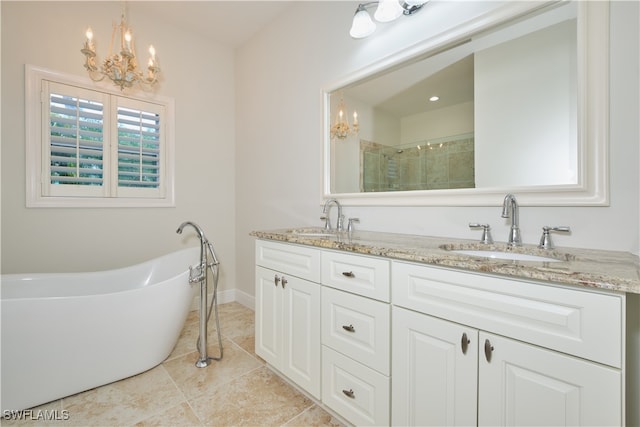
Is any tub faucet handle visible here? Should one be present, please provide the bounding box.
[538,226,570,250]
[469,223,493,244]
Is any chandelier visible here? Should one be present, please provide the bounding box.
[330,97,359,140]
[81,10,160,91]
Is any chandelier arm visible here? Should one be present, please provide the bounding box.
[80,8,160,91]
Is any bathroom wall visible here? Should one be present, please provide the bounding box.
[235,1,640,301]
[1,2,237,295]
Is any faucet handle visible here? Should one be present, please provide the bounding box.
[320,215,332,230]
[538,226,570,249]
[469,223,493,244]
[347,218,360,234]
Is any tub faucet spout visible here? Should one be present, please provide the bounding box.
[501,193,522,246]
[177,221,207,243]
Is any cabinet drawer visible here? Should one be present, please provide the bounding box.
[256,240,320,282]
[321,250,390,301]
[392,261,623,368]
[322,286,390,375]
[322,346,390,426]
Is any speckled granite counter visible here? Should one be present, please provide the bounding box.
[251,227,640,294]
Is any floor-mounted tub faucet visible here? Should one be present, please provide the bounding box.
[322,199,344,231]
[176,221,223,368]
[501,193,522,246]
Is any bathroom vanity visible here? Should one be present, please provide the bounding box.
[252,228,640,426]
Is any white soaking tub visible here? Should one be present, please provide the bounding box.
[1,247,199,412]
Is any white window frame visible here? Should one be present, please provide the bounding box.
[25,65,175,207]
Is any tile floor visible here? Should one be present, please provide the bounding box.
[3,302,343,427]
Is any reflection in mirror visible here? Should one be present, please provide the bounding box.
[330,2,577,194]
[324,0,608,206]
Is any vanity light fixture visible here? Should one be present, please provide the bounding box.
[330,96,359,140]
[350,0,429,39]
[81,6,160,91]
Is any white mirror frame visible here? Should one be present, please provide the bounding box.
[322,1,608,207]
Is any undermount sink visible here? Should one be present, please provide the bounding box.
[451,249,560,263]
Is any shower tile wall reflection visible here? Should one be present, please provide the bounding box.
[361,136,475,192]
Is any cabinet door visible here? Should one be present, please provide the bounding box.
[255,266,282,367]
[392,307,478,426]
[479,332,621,426]
[282,274,321,399]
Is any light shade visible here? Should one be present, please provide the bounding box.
[350,7,376,39]
[374,0,404,23]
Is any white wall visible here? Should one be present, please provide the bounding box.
[475,19,577,187]
[400,101,474,144]
[1,2,237,295]
[235,1,640,299]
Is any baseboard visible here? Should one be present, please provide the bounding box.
[232,289,255,310]
[191,288,255,312]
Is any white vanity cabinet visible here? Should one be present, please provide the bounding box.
[392,306,478,426]
[392,261,623,426]
[320,250,391,426]
[255,240,321,399]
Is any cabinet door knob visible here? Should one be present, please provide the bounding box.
[342,324,355,333]
[281,277,287,288]
[342,271,355,278]
[461,332,471,355]
[274,275,280,287]
[484,339,494,362]
[342,389,355,399]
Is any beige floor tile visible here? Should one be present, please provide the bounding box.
[132,402,202,427]
[1,400,64,426]
[2,303,324,427]
[60,366,185,426]
[284,405,344,427]
[189,366,313,427]
[231,334,258,359]
[162,339,261,401]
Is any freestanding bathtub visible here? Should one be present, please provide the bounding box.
[1,247,199,412]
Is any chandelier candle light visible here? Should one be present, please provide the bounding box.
[81,11,160,90]
[331,97,359,140]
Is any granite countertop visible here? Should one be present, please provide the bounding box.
[251,227,640,294]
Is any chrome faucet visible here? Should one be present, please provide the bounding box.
[321,199,344,231]
[501,194,522,246]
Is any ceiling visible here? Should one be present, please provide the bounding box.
[128,1,292,48]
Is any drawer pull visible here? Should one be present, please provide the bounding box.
[274,275,280,287]
[342,388,355,399]
[342,324,356,333]
[461,332,471,355]
[342,271,355,278]
[281,277,288,289]
[484,339,494,363]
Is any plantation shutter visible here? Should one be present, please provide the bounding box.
[114,97,165,198]
[46,81,110,197]
[29,66,174,207]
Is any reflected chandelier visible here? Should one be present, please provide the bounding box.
[330,97,359,141]
[350,0,428,39]
[81,9,160,91]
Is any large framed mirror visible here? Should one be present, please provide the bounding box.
[323,1,608,206]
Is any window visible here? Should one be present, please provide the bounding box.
[26,65,175,207]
